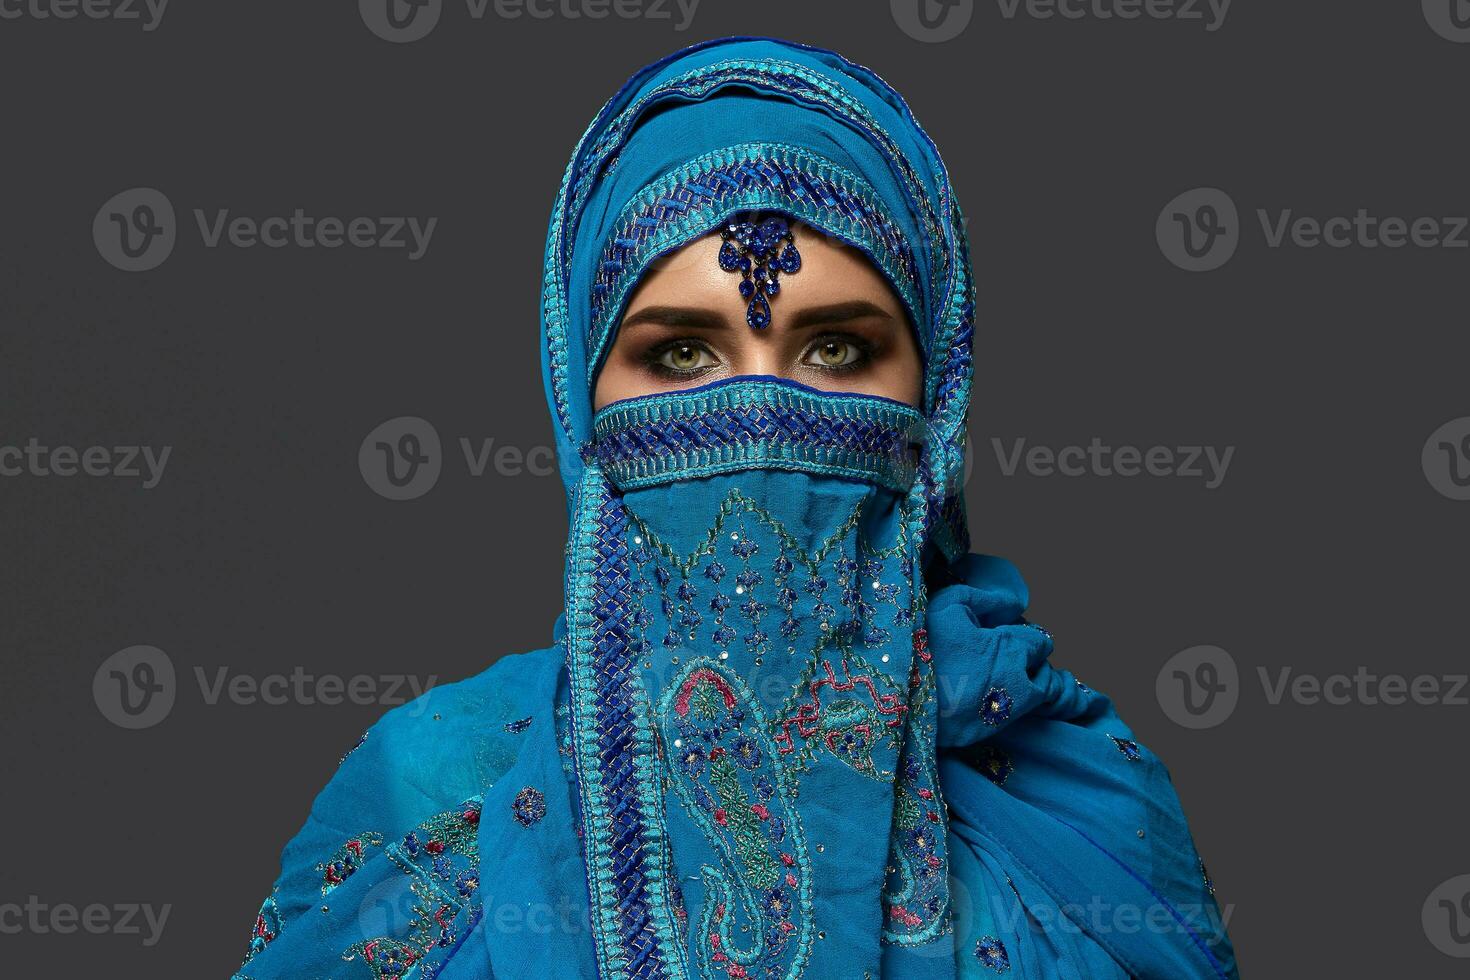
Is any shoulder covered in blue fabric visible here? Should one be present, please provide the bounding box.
[233,644,566,977]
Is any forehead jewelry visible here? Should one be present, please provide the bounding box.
[718,215,802,329]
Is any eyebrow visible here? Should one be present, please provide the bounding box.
[620,300,896,332]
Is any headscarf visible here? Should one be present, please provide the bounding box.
[234,37,1236,980]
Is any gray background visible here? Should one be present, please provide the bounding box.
[2,1,1467,976]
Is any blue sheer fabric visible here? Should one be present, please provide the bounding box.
[234,37,1237,980]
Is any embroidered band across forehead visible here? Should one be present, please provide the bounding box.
[586,142,921,378]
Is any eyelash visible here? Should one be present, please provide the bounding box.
[641,334,877,379]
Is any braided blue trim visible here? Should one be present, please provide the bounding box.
[564,470,683,980]
[586,143,922,376]
[592,378,925,493]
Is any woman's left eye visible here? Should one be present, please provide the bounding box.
[804,338,865,369]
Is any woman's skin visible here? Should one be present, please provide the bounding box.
[593,223,923,410]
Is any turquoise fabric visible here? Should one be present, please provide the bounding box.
[235,37,1237,980]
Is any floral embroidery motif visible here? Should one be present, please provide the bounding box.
[512,787,546,827]
[980,688,1012,727]
[504,716,533,734]
[240,893,282,967]
[718,214,802,329]
[974,936,1011,972]
[317,833,386,895]
[659,659,814,980]
[342,799,484,980]
[1109,735,1142,762]
[975,745,1014,786]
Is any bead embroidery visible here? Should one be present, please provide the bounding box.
[1109,735,1142,762]
[592,378,924,495]
[317,833,386,895]
[341,799,484,980]
[980,688,1013,727]
[512,787,547,827]
[974,936,1011,972]
[974,745,1014,786]
[718,214,802,329]
[240,894,282,967]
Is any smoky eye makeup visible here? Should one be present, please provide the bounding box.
[640,338,722,379]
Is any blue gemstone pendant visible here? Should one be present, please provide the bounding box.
[718,215,800,329]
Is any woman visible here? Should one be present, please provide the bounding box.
[234,37,1237,980]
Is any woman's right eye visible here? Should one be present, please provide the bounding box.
[653,342,718,373]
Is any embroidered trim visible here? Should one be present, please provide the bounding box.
[586,142,922,372]
[592,378,924,494]
[563,473,683,979]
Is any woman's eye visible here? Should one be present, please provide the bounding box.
[806,339,863,368]
[655,343,717,373]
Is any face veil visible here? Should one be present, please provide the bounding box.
[541,37,976,980]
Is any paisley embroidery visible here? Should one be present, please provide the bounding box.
[659,659,815,980]
[619,476,951,949]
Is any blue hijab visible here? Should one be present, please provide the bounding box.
[233,38,1237,980]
